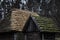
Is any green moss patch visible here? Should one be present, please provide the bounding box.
[32,14,60,32]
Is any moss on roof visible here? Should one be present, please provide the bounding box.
[31,13,60,32]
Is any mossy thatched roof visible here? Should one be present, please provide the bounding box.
[31,13,60,32]
[0,9,60,32]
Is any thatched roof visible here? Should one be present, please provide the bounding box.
[0,9,30,32]
[0,9,60,33]
[31,13,60,32]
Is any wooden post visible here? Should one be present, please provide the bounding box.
[14,33,17,40]
[25,34,27,40]
[42,34,44,40]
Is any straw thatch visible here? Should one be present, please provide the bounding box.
[0,9,31,32]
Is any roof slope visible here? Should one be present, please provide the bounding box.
[31,13,60,32]
[0,9,30,32]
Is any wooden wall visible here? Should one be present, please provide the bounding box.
[15,32,41,40]
[0,32,14,40]
[26,32,41,40]
[0,32,60,40]
[55,33,60,40]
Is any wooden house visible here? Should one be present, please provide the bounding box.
[0,9,60,40]
[0,9,31,40]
